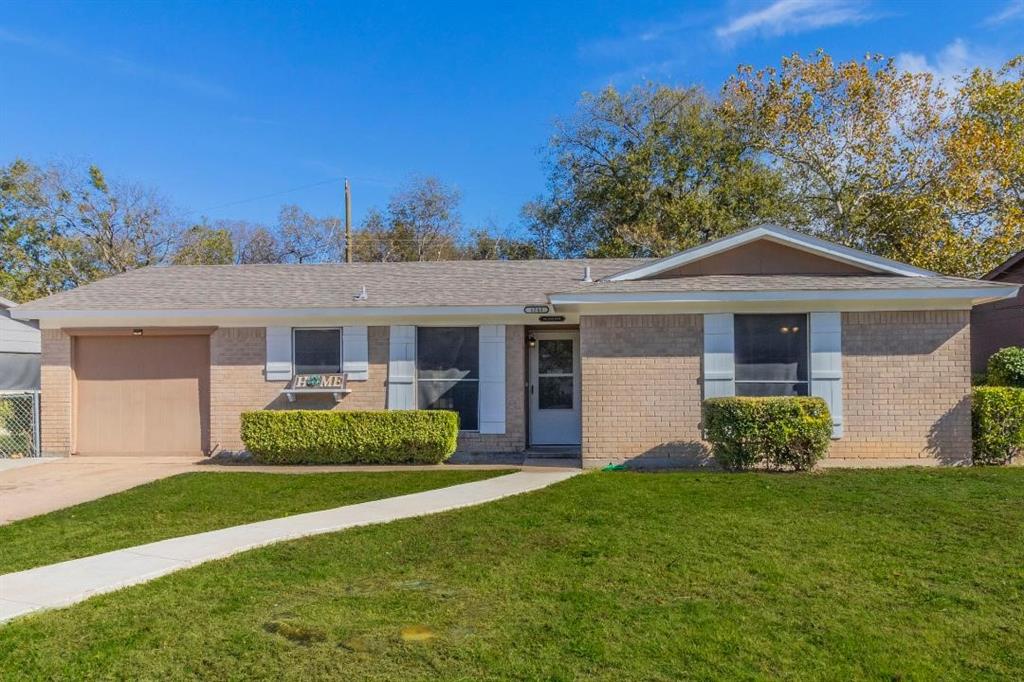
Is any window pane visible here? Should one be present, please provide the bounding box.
[539,376,573,409]
[734,314,807,382]
[417,327,479,380]
[418,380,479,431]
[293,329,340,374]
[538,339,573,375]
[735,382,809,397]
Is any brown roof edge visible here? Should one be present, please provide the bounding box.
[984,250,1024,281]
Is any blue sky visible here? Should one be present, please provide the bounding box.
[2,0,1022,237]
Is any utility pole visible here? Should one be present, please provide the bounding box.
[344,178,353,263]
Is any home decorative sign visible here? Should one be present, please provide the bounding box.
[282,373,350,402]
[292,373,346,389]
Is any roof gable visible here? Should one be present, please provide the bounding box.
[985,249,1024,282]
[606,225,935,281]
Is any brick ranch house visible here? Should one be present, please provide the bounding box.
[12,225,1019,469]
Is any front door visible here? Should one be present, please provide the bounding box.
[529,331,582,445]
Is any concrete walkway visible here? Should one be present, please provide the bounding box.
[0,469,577,623]
[0,455,579,524]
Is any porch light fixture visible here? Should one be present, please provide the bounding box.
[528,335,537,348]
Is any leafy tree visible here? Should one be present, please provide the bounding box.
[461,228,541,260]
[944,56,1024,275]
[276,204,342,263]
[59,164,179,277]
[351,176,463,261]
[0,160,177,301]
[719,50,1021,276]
[0,160,69,301]
[526,84,794,258]
[172,225,235,265]
[232,223,283,264]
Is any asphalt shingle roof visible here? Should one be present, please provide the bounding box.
[14,258,1007,314]
[16,260,645,311]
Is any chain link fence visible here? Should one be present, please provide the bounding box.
[0,391,41,458]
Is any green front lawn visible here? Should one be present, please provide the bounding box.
[0,469,507,575]
[3,469,1024,679]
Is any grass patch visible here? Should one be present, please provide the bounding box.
[0,469,507,574]
[3,468,1024,679]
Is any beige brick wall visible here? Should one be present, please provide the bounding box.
[210,325,526,454]
[580,315,707,468]
[457,325,527,454]
[209,326,390,452]
[828,310,972,464]
[579,310,973,468]
[40,329,73,456]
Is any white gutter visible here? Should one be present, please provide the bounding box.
[549,284,1020,309]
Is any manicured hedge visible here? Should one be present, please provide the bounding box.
[240,410,460,465]
[986,347,1024,388]
[703,397,832,471]
[972,386,1024,465]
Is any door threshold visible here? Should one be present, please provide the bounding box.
[525,445,582,457]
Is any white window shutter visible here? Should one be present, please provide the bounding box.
[810,312,843,438]
[387,326,416,409]
[265,327,293,381]
[343,326,369,381]
[703,313,735,398]
[478,325,506,434]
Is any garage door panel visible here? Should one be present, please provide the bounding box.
[74,335,209,455]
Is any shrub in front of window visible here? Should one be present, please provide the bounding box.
[703,397,832,471]
[986,347,1024,388]
[240,410,459,465]
[971,386,1024,465]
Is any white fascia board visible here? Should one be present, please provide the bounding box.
[606,225,937,281]
[550,284,1019,309]
[21,305,582,329]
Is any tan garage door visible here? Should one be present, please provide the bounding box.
[74,335,210,455]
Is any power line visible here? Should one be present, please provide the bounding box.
[192,177,344,214]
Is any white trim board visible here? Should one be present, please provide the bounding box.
[22,308,582,329]
[606,225,937,281]
[549,285,1019,308]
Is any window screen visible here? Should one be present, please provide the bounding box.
[734,314,808,397]
[417,327,479,430]
[293,329,341,374]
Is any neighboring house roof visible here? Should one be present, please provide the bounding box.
[984,249,1024,281]
[12,225,1019,320]
[0,296,18,309]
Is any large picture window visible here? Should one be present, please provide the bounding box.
[417,327,479,431]
[293,329,341,375]
[734,314,808,396]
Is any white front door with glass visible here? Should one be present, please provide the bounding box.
[529,331,582,445]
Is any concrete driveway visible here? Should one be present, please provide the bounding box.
[0,456,200,525]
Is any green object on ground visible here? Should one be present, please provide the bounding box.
[601,463,626,471]
[703,396,832,471]
[241,409,460,464]
[972,386,1024,464]
[3,468,1024,679]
